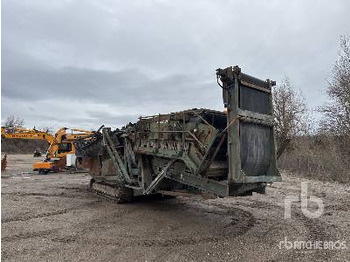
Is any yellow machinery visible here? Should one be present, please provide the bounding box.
[1,127,95,174]
[1,127,52,141]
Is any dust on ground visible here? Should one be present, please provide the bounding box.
[1,154,350,261]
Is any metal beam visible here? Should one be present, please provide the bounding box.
[144,159,176,194]
[102,128,132,184]
[167,172,228,197]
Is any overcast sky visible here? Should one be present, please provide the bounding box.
[2,0,350,131]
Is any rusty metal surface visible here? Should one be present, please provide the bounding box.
[75,66,280,199]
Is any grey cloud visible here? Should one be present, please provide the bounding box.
[2,0,350,128]
[86,111,139,126]
[2,56,217,108]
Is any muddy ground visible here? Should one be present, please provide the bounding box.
[1,154,350,261]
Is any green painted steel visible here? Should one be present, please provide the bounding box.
[76,66,281,198]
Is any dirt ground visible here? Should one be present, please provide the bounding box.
[1,154,350,262]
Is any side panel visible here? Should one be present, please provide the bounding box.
[216,66,280,194]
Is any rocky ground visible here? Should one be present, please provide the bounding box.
[1,154,350,261]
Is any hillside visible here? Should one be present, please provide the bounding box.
[1,138,48,154]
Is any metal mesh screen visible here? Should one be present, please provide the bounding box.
[239,84,271,115]
[240,123,272,176]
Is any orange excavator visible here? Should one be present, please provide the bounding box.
[1,126,95,174]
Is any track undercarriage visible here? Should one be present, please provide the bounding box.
[89,179,133,203]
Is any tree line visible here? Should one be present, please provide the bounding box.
[274,35,350,182]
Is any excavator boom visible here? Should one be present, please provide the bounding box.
[2,126,96,174]
[1,127,54,142]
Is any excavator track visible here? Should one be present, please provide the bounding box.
[89,179,133,203]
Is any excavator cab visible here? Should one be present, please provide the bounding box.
[57,142,73,155]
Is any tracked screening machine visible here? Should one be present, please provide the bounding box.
[75,66,280,202]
